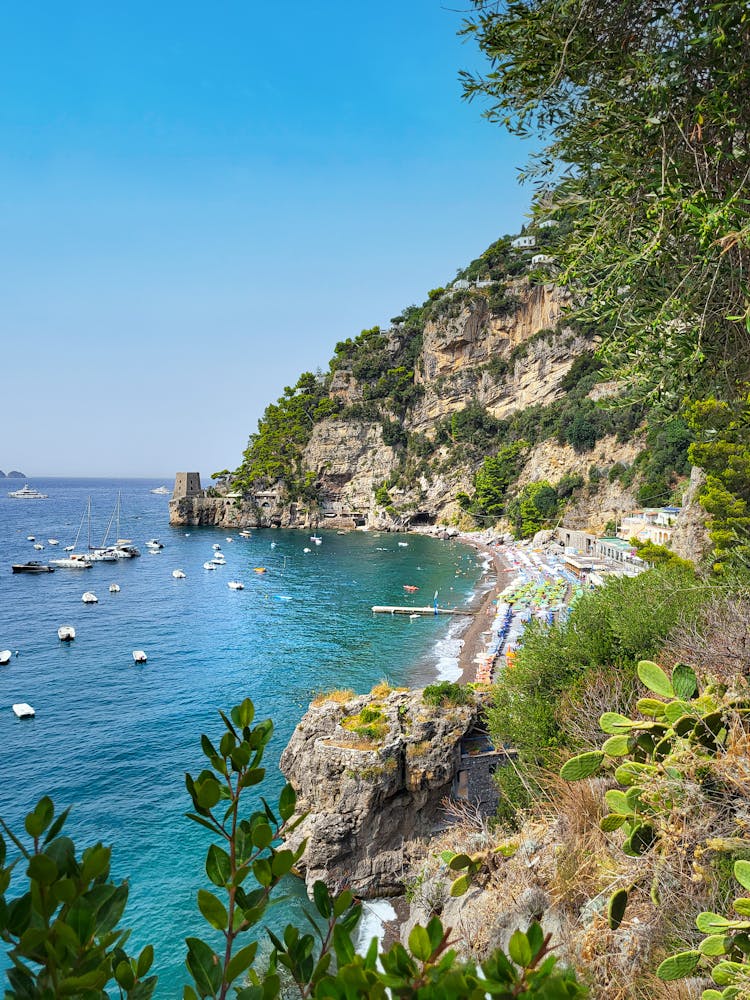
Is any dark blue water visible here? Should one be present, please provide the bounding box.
[0,478,482,995]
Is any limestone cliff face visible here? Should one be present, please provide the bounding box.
[172,280,654,534]
[279,687,478,898]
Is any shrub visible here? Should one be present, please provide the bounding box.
[423,681,473,707]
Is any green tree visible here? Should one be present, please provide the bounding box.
[461,0,750,402]
[507,481,558,538]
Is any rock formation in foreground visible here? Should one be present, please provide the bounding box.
[279,685,479,898]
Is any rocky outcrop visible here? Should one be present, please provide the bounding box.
[671,465,712,565]
[279,687,478,897]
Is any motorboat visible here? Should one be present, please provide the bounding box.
[132,650,147,663]
[398,541,409,547]
[63,545,74,552]
[228,580,244,590]
[239,530,252,538]
[172,569,186,578]
[49,557,93,569]
[150,486,171,495]
[303,547,311,553]
[8,485,48,499]
[12,562,54,573]
[81,592,98,603]
[0,650,11,665]
[58,626,75,641]
[146,539,164,549]
[403,585,419,592]
[225,537,233,542]
[109,583,120,593]
[310,535,322,544]
[212,543,221,550]
[203,562,216,570]
[27,535,35,541]
[48,539,59,545]
[12,703,35,719]
[211,555,226,565]
[33,543,44,550]
[253,567,267,574]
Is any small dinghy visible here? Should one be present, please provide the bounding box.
[225,537,233,542]
[132,650,147,663]
[12,703,35,719]
[239,530,252,538]
[398,541,409,547]
[228,580,244,590]
[33,543,44,550]
[0,649,12,665]
[212,543,221,550]
[403,585,419,592]
[303,547,311,553]
[203,562,216,570]
[81,592,98,604]
[253,566,267,574]
[109,583,120,593]
[48,539,59,546]
[27,535,35,541]
[172,569,186,579]
[57,625,75,641]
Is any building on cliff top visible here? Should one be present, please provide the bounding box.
[173,472,202,499]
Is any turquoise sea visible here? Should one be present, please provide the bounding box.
[0,478,483,995]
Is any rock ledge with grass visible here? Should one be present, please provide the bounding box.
[279,682,478,897]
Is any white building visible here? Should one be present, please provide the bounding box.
[617,506,682,546]
[511,235,536,249]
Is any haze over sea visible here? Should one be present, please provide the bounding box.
[0,478,483,995]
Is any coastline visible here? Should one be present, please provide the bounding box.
[453,535,513,684]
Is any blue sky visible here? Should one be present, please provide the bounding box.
[0,1,532,478]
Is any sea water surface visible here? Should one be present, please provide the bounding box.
[0,478,483,995]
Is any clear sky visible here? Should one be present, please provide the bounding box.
[0,1,532,479]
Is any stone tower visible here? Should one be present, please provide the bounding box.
[173,472,202,499]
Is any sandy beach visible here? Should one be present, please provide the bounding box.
[453,535,515,684]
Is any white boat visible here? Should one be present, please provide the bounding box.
[27,535,35,541]
[81,592,98,603]
[203,562,216,570]
[226,537,233,542]
[8,485,48,499]
[0,650,11,665]
[228,580,244,590]
[109,583,120,593]
[310,535,322,542]
[211,555,226,564]
[270,541,276,548]
[303,547,311,553]
[48,539,59,545]
[132,650,147,663]
[49,557,93,569]
[12,703,35,719]
[150,486,171,495]
[146,539,164,549]
[398,541,409,547]
[172,569,186,579]
[239,531,252,538]
[89,494,141,560]
[33,543,44,550]
[63,545,74,552]
[212,543,221,550]
[58,626,76,641]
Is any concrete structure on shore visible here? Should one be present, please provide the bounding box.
[173,472,203,499]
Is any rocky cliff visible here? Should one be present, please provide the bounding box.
[279,685,479,898]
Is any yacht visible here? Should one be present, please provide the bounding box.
[49,556,93,570]
[12,561,54,573]
[150,486,171,495]
[8,484,48,499]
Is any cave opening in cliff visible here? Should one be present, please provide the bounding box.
[408,511,436,526]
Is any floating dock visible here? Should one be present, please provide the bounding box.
[371,605,474,616]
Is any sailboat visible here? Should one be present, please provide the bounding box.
[92,492,140,559]
[49,503,94,568]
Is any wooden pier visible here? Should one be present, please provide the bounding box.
[371,605,474,616]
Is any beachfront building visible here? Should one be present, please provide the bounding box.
[617,506,682,546]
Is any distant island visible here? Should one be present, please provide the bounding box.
[0,470,26,478]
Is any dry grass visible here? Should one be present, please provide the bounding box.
[663,591,750,680]
[370,679,408,698]
[311,688,354,707]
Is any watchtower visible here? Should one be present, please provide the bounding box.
[173,472,202,499]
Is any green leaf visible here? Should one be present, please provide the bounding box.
[186,937,222,997]
[604,790,632,815]
[601,734,630,756]
[333,923,355,965]
[231,698,255,729]
[251,823,273,851]
[278,783,296,822]
[448,853,473,871]
[637,660,674,698]
[600,813,628,832]
[699,935,731,956]
[24,797,54,838]
[409,925,433,962]
[508,929,532,968]
[195,778,221,811]
[607,888,629,930]
[635,697,667,718]
[559,751,604,781]
[197,888,228,931]
[137,944,155,977]
[600,712,636,734]
[672,663,698,700]
[712,960,748,986]
[736,861,750,891]
[27,853,58,885]
[206,844,231,888]
[733,898,750,917]
[656,950,700,980]
[450,874,472,897]
[313,880,332,918]
[333,889,353,918]
[226,942,258,984]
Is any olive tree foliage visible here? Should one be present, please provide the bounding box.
[460,0,750,403]
[0,699,587,999]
